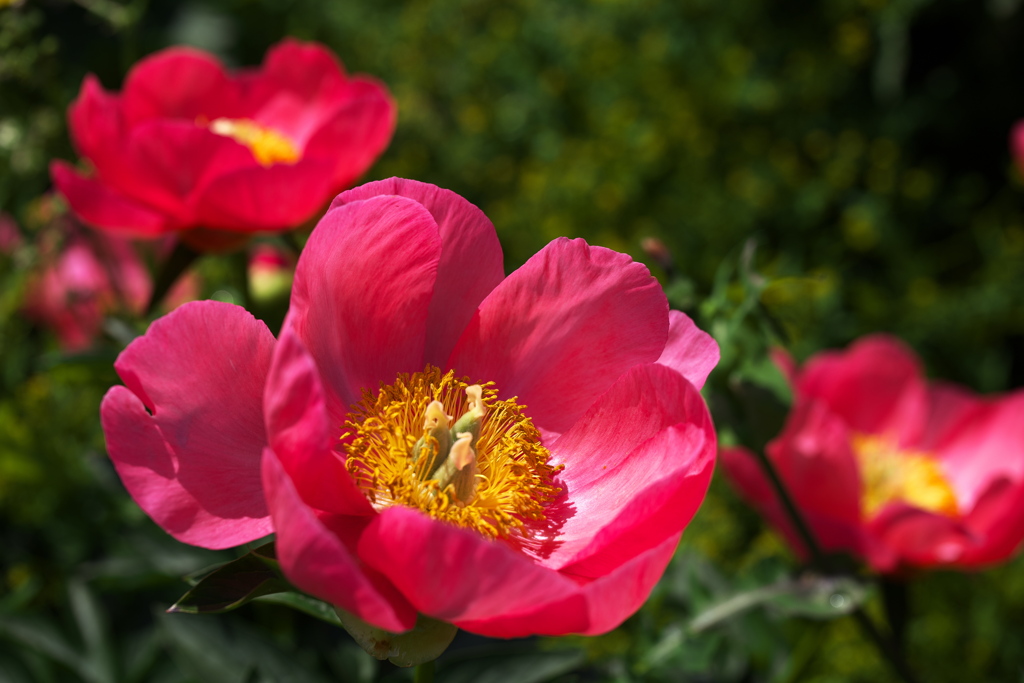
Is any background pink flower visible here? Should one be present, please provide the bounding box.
[51,39,395,249]
[722,335,1024,572]
[100,178,719,637]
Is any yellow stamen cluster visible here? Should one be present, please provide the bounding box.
[208,118,300,166]
[342,367,563,540]
[852,434,959,520]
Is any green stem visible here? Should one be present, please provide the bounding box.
[852,608,919,683]
[146,241,201,317]
[414,660,435,683]
[748,447,825,565]
[748,448,918,683]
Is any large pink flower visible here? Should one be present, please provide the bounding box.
[100,179,718,636]
[722,336,1024,572]
[51,39,395,249]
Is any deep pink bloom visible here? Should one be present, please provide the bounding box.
[100,179,719,636]
[22,216,199,351]
[51,39,395,248]
[722,336,1024,572]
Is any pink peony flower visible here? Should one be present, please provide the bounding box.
[51,39,395,250]
[100,178,719,637]
[722,336,1024,572]
[18,199,199,351]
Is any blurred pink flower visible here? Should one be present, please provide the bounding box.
[100,178,719,637]
[51,39,395,251]
[20,205,198,351]
[722,335,1024,572]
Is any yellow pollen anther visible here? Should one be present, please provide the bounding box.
[341,366,563,541]
[852,434,959,520]
[207,118,300,167]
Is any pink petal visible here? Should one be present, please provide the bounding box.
[262,449,416,632]
[101,301,276,548]
[332,178,504,366]
[656,310,720,390]
[259,39,348,102]
[191,157,338,231]
[51,161,173,237]
[447,237,668,436]
[67,76,130,183]
[122,47,240,125]
[934,390,1024,509]
[772,400,863,528]
[263,326,374,516]
[357,506,585,633]
[537,364,715,573]
[769,347,798,387]
[958,478,1024,567]
[286,195,442,421]
[302,79,397,188]
[867,504,973,570]
[455,532,683,638]
[796,335,928,443]
[121,119,256,218]
[720,442,865,560]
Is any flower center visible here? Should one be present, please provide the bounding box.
[852,434,959,519]
[208,118,300,166]
[342,366,563,541]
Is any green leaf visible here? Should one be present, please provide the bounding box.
[690,574,871,632]
[254,591,344,627]
[169,543,288,615]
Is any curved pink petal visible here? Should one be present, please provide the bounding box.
[656,310,720,390]
[120,119,256,217]
[867,504,973,571]
[720,445,865,559]
[51,161,173,237]
[769,347,798,387]
[796,335,928,443]
[935,391,1024,509]
[122,47,240,125]
[457,532,683,638]
[191,157,337,231]
[263,326,374,516]
[448,237,668,436]
[67,76,130,182]
[286,195,442,421]
[333,178,505,366]
[101,301,276,548]
[259,39,348,101]
[537,364,715,572]
[958,478,1024,567]
[771,400,863,528]
[302,79,397,188]
[357,506,586,632]
[262,449,416,632]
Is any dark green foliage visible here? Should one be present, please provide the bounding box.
[2,0,1024,681]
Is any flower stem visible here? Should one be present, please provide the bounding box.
[748,447,918,683]
[146,240,200,317]
[414,660,435,683]
[747,447,824,565]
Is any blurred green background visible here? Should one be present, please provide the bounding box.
[2,0,1024,681]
